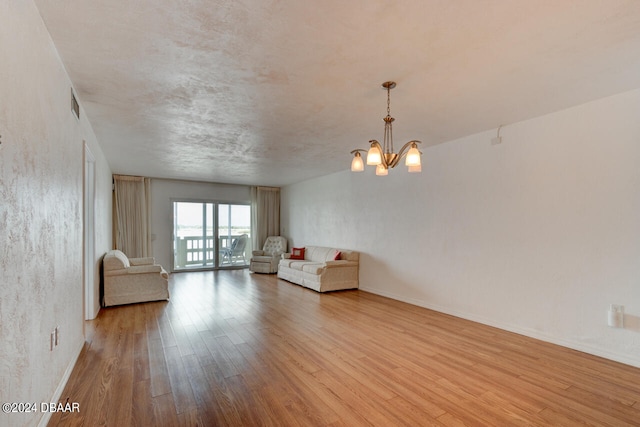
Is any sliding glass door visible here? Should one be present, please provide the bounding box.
[173,201,251,271]
[218,204,251,267]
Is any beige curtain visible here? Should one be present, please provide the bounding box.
[113,175,151,258]
[251,186,280,250]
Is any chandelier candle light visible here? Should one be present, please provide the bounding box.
[350,81,422,175]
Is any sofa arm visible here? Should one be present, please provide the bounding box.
[129,257,155,266]
[324,260,358,268]
[282,253,291,259]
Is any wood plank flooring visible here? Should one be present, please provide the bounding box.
[49,270,640,426]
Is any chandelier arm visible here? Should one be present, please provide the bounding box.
[350,149,368,155]
[397,140,422,156]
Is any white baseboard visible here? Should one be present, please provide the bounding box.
[38,340,85,427]
[360,286,640,369]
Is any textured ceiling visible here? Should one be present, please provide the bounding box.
[34,0,640,186]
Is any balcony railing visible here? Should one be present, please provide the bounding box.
[174,235,250,269]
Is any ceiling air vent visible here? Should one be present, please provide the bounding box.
[71,88,79,119]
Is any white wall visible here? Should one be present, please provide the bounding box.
[150,179,251,270]
[0,2,112,426]
[281,88,640,367]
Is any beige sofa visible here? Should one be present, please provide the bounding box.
[103,250,169,307]
[277,246,359,292]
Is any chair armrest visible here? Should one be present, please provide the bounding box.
[104,268,128,277]
[104,265,168,280]
[259,250,284,258]
[127,265,163,274]
[252,250,265,256]
[129,257,155,266]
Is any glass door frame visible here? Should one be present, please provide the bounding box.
[171,198,251,272]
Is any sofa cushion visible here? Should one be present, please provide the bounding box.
[284,261,307,271]
[290,247,305,260]
[305,246,336,262]
[302,263,326,275]
[129,257,154,266]
[279,259,293,268]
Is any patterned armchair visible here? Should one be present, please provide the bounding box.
[249,236,287,274]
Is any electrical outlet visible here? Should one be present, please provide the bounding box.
[610,304,624,313]
[608,304,625,328]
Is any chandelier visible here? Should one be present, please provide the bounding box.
[350,81,422,175]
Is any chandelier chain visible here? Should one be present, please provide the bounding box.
[385,85,394,154]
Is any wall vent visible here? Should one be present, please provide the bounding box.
[71,88,80,119]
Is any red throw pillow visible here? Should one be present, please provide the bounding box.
[334,250,342,260]
[290,247,305,260]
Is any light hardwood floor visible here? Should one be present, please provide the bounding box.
[49,270,640,426]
